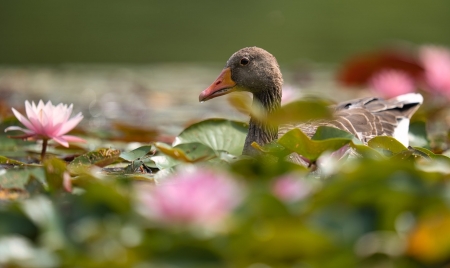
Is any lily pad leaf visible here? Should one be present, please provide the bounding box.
[0,156,27,166]
[214,151,242,163]
[151,155,181,170]
[154,142,216,163]
[267,99,333,125]
[390,149,422,162]
[43,158,68,192]
[173,119,248,156]
[278,128,352,162]
[0,168,42,189]
[409,121,429,148]
[368,136,408,154]
[227,93,265,120]
[312,126,355,141]
[349,142,385,159]
[251,141,291,158]
[68,148,121,174]
[120,145,154,161]
[412,147,450,163]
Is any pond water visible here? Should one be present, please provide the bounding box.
[0,64,362,138]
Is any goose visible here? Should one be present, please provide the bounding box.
[199,47,423,159]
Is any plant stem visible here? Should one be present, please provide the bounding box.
[41,139,48,162]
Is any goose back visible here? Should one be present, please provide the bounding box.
[279,93,423,146]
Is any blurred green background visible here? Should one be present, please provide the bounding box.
[1,0,450,64]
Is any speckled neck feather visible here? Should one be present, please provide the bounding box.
[243,84,281,156]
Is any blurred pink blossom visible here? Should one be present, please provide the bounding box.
[272,175,312,203]
[63,172,73,193]
[369,69,415,98]
[5,100,85,147]
[419,46,450,97]
[281,85,301,105]
[138,168,242,228]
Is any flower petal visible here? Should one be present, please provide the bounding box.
[25,101,46,135]
[51,103,73,135]
[11,108,36,132]
[60,135,86,143]
[61,104,74,123]
[4,126,35,134]
[52,136,69,147]
[55,112,83,136]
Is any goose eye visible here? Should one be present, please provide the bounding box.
[240,57,250,66]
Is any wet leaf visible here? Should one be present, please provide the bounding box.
[368,136,408,154]
[412,147,450,162]
[278,128,352,162]
[151,155,181,170]
[43,158,68,192]
[154,142,216,162]
[0,156,27,166]
[120,145,154,161]
[267,99,333,125]
[312,126,356,141]
[413,147,450,173]
[251,141,289,156]
[227,93,265,120]
[409,121,429,148]
[349,142,385,159]
[0,169,33,189]
[390,149,419,162]
[68,148,121,174]
[173,119,247,156]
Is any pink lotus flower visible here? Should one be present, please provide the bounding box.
[419,46,450,97]
[5,100,85,147]
[281,85,301,105]
[272,174,312,203]
[138,168,242,228]
[369,69,415,98]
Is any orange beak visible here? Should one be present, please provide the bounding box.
[199,67,237,102]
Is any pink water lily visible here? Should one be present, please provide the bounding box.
[369,69,415,98]
[5,100,85,148]
[419,45,450,98]
[272,174,312,203]
[138,167,242,229]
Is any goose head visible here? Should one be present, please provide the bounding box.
[199,47,283,103]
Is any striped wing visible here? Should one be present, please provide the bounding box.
[279,93,423,145]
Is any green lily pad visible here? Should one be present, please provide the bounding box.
[412,147,450,163]
[390,150,419,161]
[68,148,121,174]
[278,128,352,162]
[251,141,288,154]
[154,142,216,163]
[409,121,429,148]
[0,167,43,189]
[173,119,248,156]
[119,145,153,161]
[312,126,356,141]
[368,136,407,154]
[0,156,27,166]
[43,158,68,192]
[349,142,385,159]
[267,99,333,125]
[151,155,181,170]
[227,93,264,120]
